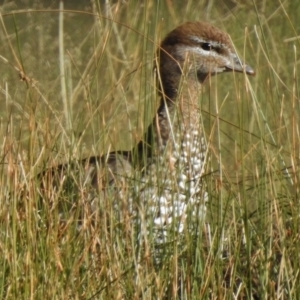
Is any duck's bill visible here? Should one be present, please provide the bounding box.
[225,54,255,76]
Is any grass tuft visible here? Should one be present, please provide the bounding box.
[0,1,299,299]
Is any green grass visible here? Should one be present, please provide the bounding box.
[0,0,300,299]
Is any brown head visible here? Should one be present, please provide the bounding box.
[157,22,255,100]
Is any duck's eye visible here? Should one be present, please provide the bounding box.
[201,43,211,51]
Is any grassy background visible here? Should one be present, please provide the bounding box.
[0,0,300,299]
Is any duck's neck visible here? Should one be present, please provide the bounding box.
[157,75,202,142]
[133,71,204,168]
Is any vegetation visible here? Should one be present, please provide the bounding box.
[0,0,299,299]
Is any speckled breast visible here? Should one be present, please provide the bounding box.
[140,116,208,241]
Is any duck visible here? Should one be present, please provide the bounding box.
[40,21,254,238]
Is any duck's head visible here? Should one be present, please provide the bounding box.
[158,21,254,94]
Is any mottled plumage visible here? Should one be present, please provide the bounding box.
[134,22,254,240]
